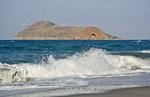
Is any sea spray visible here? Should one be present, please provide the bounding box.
[0,48,150,83]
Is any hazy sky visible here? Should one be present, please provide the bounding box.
[0,0,150,40]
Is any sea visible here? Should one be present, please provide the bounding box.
[0,40,150,97]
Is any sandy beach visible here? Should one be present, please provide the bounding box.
[65,86,150,97]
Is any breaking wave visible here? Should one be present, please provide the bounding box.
[0,48,150,83]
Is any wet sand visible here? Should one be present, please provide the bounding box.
[66,86,150,97]
[6,86,150,97]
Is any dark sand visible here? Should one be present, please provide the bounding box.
[65,86,150,97]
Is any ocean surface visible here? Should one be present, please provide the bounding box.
[0,40,150,97]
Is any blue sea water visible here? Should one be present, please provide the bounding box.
[0,40,150,97]
[0,40,150,64]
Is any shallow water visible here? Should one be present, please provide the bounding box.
[0,40,150,96]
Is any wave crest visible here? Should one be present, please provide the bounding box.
[138,50,150,53]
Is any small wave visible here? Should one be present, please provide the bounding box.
[133,40,142,44]
[138,50,150,54]
[10,41,15,43]
[0,48,150,83]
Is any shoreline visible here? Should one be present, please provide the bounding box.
[65,86,150,97]
[6,86,150,97]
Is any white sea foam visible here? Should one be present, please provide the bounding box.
[0,48,150,83]
[138,50,150,53]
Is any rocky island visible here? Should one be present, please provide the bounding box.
[14,21,122,40]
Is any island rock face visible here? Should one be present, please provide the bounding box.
[14,21,122,40]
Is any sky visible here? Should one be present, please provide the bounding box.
[0,0,150,40]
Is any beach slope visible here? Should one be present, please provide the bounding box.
[66,86,150,97]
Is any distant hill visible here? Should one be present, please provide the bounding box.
[14,21,122,40]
